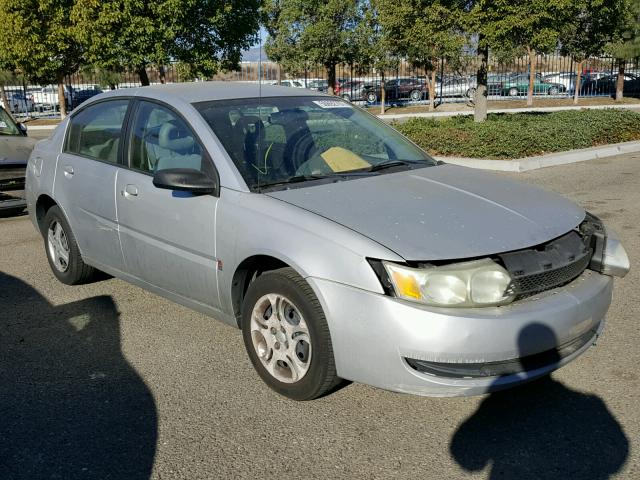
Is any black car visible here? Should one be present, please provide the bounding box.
[580,73,640,97]
[0,106,37,214]
[70,87,104,109]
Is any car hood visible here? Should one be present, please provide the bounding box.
[265,164,585,261]
[0,135,37,166]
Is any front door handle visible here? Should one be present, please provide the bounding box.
[121,184,139,198]
[63,165,74,178]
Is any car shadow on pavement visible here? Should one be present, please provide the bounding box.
[0,272,157,479]
[449,323,629,480]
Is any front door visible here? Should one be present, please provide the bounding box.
[115,100,220,308]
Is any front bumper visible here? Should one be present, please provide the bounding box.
[309,270,613,397]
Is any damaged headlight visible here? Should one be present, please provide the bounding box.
[382,258,515,308]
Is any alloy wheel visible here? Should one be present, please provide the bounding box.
[250,293,312,383]
[47,220,70,273]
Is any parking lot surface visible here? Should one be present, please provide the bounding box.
[1,152,638,479]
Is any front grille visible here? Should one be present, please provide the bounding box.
[498,230,593,298]
[511,253,591,296]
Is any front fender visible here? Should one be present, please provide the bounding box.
[216,188,403,316]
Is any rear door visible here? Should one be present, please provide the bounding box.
[115,100,220,307]
[54,99,130,272]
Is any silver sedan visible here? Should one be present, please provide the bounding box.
[25,83,629,400]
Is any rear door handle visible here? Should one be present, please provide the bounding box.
[122,184,138,198]
[63,165,74,178]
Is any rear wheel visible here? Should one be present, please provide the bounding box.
[241,267,341,400]
[43,206,96,285]
[341,93,352,102]
[366,91,378,104]
[548,86,559,95]
[410,89,422,101]
[508,87,519,96]
[465,87,476,98]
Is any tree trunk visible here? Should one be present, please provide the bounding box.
[327,64,336,96]
[615,59,625,102]
[527,47,536,107]
[0,84,16,123]
[277,63,281,85]
[474,42,488,123]
[428,69,437,111]
[57,79,67,119]
[137,66,150,86]
[573,60,583,105]
[159,65,166,84]
[380,72,386,115]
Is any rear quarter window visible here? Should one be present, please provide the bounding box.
[65,100,129,163]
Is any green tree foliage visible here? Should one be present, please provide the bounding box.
[471,0,571,107]
[378,0,466,111]
[72,0,261,86]
[606,0,640,100]
[262,0,361,95]
[618,0,640,56]
[561,0,627,104]
[0,0,83,116]
[354,0,399,113]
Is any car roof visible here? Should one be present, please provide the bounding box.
[92,81,321,105]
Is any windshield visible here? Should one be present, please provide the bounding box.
[0,107,20,136]
[195,96,436,191]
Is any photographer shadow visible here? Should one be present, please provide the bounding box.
[0,272,157,479]
[450,323,629,480]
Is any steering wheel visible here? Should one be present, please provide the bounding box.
[284,129,319,172]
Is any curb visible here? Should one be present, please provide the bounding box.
[27,125,58,131]
[435,141,640,172]
[378,103,640,122]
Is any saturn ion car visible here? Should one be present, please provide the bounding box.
[25,83,630,400]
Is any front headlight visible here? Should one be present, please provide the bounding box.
[382,258,515,307]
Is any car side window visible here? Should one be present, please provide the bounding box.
[128,101,211,176]
[65,100,129,163]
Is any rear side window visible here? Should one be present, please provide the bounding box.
[65,100,129,163]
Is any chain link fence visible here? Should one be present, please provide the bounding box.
[2,53,639,119]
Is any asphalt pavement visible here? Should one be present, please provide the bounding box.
[1,152,638,479]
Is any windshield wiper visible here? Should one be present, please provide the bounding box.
[254,174,331,191]
[367,160,425,172]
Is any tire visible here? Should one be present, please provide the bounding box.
[43,206,96,285]
[241,267,341,400]
[465,87,476,98]
[366,92,378,104]
[548,86,559,95]
[341,93,351,102]
[508,87,519,96]
[409,89,422,101]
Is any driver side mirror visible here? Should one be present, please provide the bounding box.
[152,168,218,195]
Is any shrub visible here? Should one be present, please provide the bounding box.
[393,109,640,159]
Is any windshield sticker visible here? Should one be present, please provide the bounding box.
[0,122,7,128]
[312,100,352,109]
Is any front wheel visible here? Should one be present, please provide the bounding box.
[341,93,351,102]
[366,92,378,104]
[43,206,96,285]
[508,87,519,96]
[409,89,422,101]
[465,87,476,98]
[241,267,341,400]
[548,86,559,95]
